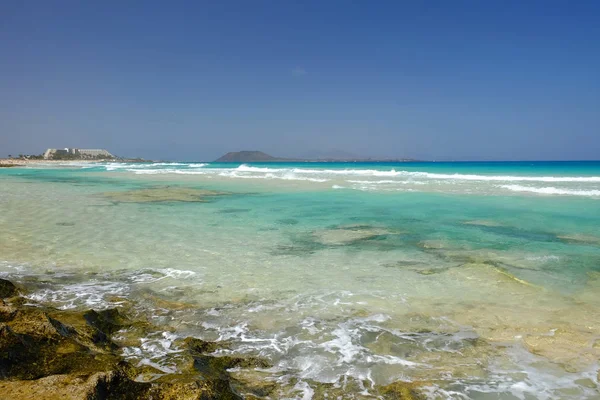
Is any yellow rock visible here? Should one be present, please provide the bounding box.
[378,381,427,399]
[0,372,115,400]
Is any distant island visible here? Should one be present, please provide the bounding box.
[214,150,417,163]
[215,151,290,162]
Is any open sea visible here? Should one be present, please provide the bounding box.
[1,161,600,399]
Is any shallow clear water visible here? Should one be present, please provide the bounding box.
[1,161,599,399]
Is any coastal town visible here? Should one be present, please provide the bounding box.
[1,148,149,167]
[42,147,114,160]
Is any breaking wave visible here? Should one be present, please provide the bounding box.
[500,185,600,197]
[66,162,600,197]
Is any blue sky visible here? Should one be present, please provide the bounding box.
[1,1,599,160]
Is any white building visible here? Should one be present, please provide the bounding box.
[43,148,114,159]
[78,149,112,157]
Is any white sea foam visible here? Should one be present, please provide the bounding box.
[124,268,198,283]
[460,344,600,400]
[322,326,363,363]
[149,162,188,166]
[218,169,329,182]
[121,331,182,374]
[25,281,130,310]
[0,263,26,277]
[105,162,205,172]
[500,185,600,197]
[99,163,600,196]
[291,380,315,400]
[159,268,197,279]
[234,165,600,182]
[525,255,560,262]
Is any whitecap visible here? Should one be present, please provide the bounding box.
[499,185,600,197]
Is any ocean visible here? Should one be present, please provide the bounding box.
[1,161,599,399]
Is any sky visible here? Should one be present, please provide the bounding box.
[1,1,599,161]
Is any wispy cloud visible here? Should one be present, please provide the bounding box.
[291,67,307,77]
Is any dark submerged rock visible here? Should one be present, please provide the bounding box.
[0,278,19,298]
[84,308,128,335]
[183,337,224,354]
[193,354,270,380]
[102,186,229,204]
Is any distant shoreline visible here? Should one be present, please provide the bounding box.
[0,158,151,167]
[2,158,600,167]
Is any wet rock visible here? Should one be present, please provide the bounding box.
[0,370,144,400]
[46,308,121,350]
[0,281,256,399]
[141,292,197,311]
[0,304,128,380]
[183,337,224,354]
[84,308,129,335]
[148,375,242,400]
[1,327,121,380]
[229,369,277,398]
[0,299,17,322]
[0,278,18,298]
[192,354,270,379]
[378,381,427,399]
[8,308,76,339]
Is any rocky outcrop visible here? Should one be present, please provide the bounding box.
[0,371,145,400]
[0,280,247,399]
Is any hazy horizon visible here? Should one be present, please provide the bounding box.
[1,1,599,161]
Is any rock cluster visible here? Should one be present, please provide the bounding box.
[0,278,427,399]
[0,278,251,399]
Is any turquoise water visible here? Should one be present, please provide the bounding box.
[1,161,600,399]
